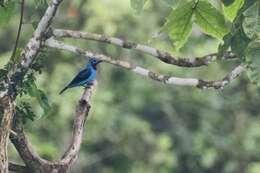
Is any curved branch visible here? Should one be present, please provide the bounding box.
[10,117,50,172]
[45,38,245,89]
[52,29,236,67]
[10,85,95,173]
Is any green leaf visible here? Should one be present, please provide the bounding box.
[220,0,255,58]
[130,0,148,14]
[245,41,260,86]
[231,25,251,57]
[0,0,15,26]
[162,1,194,49]
[194,1,229,39]
[223,0,244,21]
[222,0,235,6]
[218,33,232,57]
[36,89,51,116]
[27,81,51,117]
[242,1,260,40]
[16,102,36,122]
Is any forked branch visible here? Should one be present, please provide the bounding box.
[10,85,95,173]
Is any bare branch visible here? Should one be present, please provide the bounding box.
[52,29,236,67]
[10,85,95,173]
[45,38,245,89]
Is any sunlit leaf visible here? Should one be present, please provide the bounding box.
[223,0,244,21]
[162,1,194,49]
[194,1,229,39]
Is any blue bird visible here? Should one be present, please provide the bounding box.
[59,58,102,94]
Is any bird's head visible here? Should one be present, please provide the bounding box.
[88,58,102,69]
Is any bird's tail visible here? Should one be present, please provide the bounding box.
[59,86,68,95]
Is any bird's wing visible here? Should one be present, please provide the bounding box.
[67,68,92,88]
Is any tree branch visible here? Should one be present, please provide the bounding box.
[10,85,96,173]
[10,117,49,172]
[59,84,94,166]
[45,37,245,89]
[8,162,30,173]
[11,0,25,59]
[52,29,236,67]
[0,96,15,173]
[0,0,63,100]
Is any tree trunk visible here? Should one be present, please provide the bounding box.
[0,96,14,173]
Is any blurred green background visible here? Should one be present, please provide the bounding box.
[1,0,260,173]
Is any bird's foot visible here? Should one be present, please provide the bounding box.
[83,83,93,89]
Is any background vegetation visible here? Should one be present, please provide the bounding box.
[1,0,260,173]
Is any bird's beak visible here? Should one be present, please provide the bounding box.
[96,60,102,64]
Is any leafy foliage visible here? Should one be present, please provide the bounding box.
[242,1,260,40]
[17,50,51,118]
[223,0,244,21]
[16,102,37,122]
[194,1,229,39]
[26,80,51,116]
[2,49,50,120]
[246,41,260,87]
[162,0,228,49]
[162,1,194,49]
[219,0,260,87]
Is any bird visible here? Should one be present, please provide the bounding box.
[59,58,102,94]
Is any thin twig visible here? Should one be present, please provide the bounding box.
[11,0,25,59]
